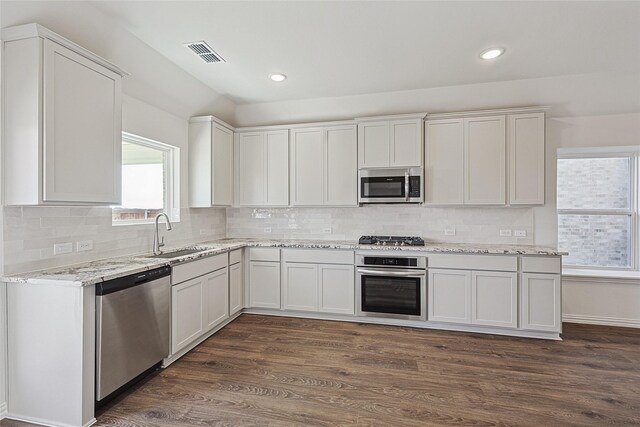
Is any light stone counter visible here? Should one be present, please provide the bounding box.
[2,238,566,287]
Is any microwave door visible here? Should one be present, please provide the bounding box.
[361,176,406,200]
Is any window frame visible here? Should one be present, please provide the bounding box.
[557,146,639,272]
[112,132,181,226]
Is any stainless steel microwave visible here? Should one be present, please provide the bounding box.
[358,168,423,204]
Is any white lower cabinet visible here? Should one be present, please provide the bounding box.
[171,253,230,356]
[319,264,355,315]
[429,269,518,329]
[172,276,205,354]
[229,261,244,315]
[283,263,319,311]
[471,271,518,328]
[204,267,229,330]
[249,261,281,309]
[428,269,472,324]
[521,273,561,332]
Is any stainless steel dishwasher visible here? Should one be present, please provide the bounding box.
[96,266,171,406]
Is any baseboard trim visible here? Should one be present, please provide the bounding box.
[0,402,7,419]
[4,413,95,427]
[243,309,562,341]
[563,314,640,328]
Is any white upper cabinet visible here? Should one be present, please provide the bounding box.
[2,24,127,206]
[357,114,425,168]
[291,128,325,206]
[425,119,464,204]
[509,113,545,205]
[237,130,289,206]
[464,116,506,205]
[425,108,545,207]
[189,117,234,207]
[290,124,357,207]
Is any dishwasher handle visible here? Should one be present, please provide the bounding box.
[96,266,171,296]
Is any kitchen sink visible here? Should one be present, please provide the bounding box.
[144,248,206,259]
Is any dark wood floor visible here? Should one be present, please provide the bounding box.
[3,314,640,426]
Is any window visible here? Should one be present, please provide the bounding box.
[112,132,180,224]
[557,147,639,271]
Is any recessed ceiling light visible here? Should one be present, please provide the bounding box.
[479,48,505,60]
[269,73,287,82]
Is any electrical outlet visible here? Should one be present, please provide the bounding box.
[499,229,513,237]
[200,229,209,236]
[54,242,73,255]
[264,227,272,233]
[323,227,332,234]
[444,227,456,236]
[514,229,527,237]
[76,240,93,252]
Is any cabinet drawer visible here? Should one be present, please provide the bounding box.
[282,249,354,265]
[428,254,517,272]
[249,248,281,262]
[521,256,561,274]
[172,253,228,285]
[229,249,243,265]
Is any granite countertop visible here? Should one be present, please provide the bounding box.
[2,238,566,287]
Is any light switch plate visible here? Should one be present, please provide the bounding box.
[54,242,73,255]
[500,229,513,237]
[514,229,527,237]
[77,240,93,252]
[444,227,456,236]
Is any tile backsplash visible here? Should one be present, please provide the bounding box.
[3,206,226,274]
[226,205,535,244]
[4,204,535,274]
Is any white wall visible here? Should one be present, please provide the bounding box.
[0,0,237,123]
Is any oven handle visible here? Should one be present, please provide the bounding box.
[357,268,425,277]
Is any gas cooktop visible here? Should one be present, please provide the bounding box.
[358,236,425,246]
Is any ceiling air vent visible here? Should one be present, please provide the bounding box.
[185,41,225,63]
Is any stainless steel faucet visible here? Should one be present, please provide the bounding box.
[153,213,172,255]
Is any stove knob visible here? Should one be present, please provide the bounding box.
[394,241,399,246]
[382,241,387,246]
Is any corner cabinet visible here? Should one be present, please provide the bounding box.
[425,109,545,206]
[237,130,289,206]
[189,116,234,207]
[290,124,358,206]
[357,114,426,168]
[2,24,127,206]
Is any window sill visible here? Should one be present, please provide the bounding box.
[563,268,640,281]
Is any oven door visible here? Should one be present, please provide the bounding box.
[356,267,427,321]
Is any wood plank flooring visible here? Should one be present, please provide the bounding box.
[2,314,640,426]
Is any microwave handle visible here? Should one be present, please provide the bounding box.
[405,171,410,201]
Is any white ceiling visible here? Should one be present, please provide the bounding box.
[94,1,640,105]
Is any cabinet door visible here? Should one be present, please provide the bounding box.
[204,267,229,331]
[265,130,289,206]
[521,273,561,332]
[358,121,389,168]
[390,119,422,167]
[171,277,205,354]
[509,113,545,205]
[425,119,464,204]
[428,269,471,324]
[43,39,122,204]
[325,125,358,206]
[471,271,518,328]
[283,263,318,311]
[212,124,234,206]
[318,264,355,315]
[464,116,506,205]
[290,128,324,206]
[249,261,281,309]
[239,132,265,205]
[229,262,244,315]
